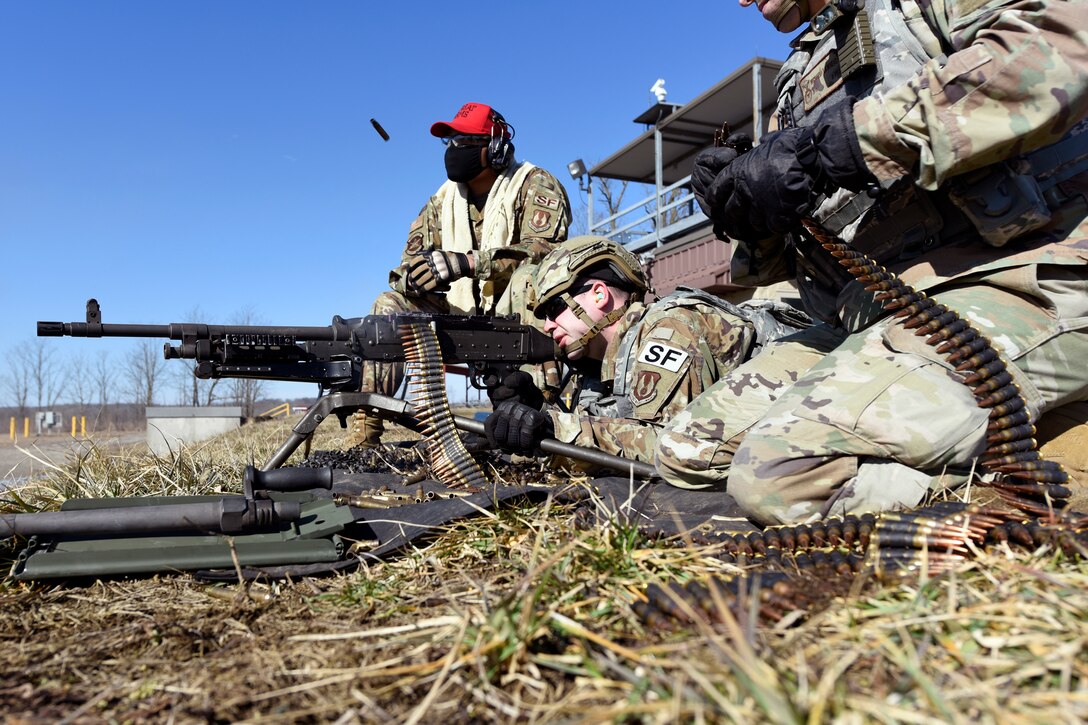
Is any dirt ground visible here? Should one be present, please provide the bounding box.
[0,430,147,486]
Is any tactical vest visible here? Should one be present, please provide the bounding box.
[577,288,812,418]
[776,0,1088,321]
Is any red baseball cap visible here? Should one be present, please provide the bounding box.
[430,103,510,138]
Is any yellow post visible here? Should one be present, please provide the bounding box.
[9,417,13,441]
[81,416,87,437]
[23,417,29,437]
[72,415,77,437]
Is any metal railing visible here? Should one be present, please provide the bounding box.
[588,174,708,254]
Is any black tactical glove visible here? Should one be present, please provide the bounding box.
[406,250,473,294]
[690,132,753,219]
[488,371,545,410]
[706,100,876,241]
[484,400,554,454]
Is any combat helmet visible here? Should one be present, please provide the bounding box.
[531,236,650,357]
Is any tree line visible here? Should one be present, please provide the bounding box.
[1,339,270,431]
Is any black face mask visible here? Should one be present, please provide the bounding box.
[444,145,486,183]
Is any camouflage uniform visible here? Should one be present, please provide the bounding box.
[361,164,571,399]
[549,291,758,466]
[657,0,1088,523]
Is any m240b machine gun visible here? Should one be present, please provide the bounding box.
[38,299,557,470]
[38,299,555,393]
[38,299,657,478]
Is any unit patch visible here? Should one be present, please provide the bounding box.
[528,209,552,232]
[406,233,425,256]
[637,342,689,372]
[533,194,560,210]
[630,370,661,406]
[799,51,844,111]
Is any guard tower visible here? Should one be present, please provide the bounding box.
[576,57,784,299]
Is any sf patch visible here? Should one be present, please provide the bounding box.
[533,194,560,210]
[528,209,552,232]
[630,370,661,406]
[637,342,689,372]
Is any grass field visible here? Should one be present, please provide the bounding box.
[1,417,1086,723]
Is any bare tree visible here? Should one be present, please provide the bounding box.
[226,376,267,419]
[171,306,222,406]
[170,366,223,407]
[644,186,692,228]
[124,341,166,407]
[92,351,115,408]
[21,340,66,411]
[90,351,116,431]
[2,352,30,426]
[68,354,93,416]
[224,306,267,418]
[569,165,631,236]
[595,176,631,232]
[2,342,32,419]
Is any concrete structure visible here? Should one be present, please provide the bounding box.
[145,406,244,455]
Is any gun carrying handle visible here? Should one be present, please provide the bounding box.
[245,465,333,492]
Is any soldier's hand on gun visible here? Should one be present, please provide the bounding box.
[406,250,474,294]
[691,132,752,219]
[484,400,554,454]
[488,371,545,410]
[700,99,875,242]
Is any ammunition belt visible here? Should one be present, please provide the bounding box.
[401,322,487,490]
[634,501,1088,630]
[804,219,1069,508]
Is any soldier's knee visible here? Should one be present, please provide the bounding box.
[372,291,411,315]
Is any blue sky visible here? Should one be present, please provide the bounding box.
[0,1,784,404]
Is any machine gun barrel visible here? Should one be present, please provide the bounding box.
[36,298,557,391]
[37,320,172,338]
[36,320,343,342]
[0,497,302,540]
[0,466,334,540]
[36,296,352,350]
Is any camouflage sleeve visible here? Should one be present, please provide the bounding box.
[548,306,754,461]
[474,168,572,282]
[548,411,661,466]
[623,306,755,422]
[388,195,442,295]
[853,0,1088,189]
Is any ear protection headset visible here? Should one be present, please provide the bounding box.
[487,110,515,170]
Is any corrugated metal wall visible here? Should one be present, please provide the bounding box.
[647,234,733,297]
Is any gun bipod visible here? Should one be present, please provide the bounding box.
[261,392,659,480]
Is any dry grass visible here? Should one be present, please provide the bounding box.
[2,417,1087,723]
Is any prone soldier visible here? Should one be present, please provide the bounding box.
[484,236,809,467]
